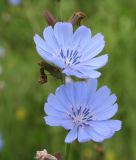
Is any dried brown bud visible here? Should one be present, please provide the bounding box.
[35,149,57,160]
[43,10,57,26]
[38,75,47,84]
[37,61,47,84]
[69,11,86,26]
[37,61,62,84]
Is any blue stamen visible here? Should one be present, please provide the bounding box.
[67,49,69,57]
[77,106,81,114]
[60,50,64,58]
[70,50,73,57]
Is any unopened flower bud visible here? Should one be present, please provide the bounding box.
[43,11,57,26]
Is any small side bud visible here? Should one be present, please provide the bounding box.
[69,11,86,26]
[54,152,62,160]
[93,144,104,160]
[94,144,104,154]
[43,10,57,27]
[35,149,57,160]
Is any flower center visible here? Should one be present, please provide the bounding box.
[69,106,93,127]
[60,49,81,67]
[73,114,84,125]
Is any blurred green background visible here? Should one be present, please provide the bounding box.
[0,0,136,160]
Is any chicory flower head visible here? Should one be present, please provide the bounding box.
[8,0,21,6]
[44,79,121,143]
[0,48,5,59]
[34,22,108,79]
[0,134,3,151]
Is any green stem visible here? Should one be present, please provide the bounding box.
[56,0,62,20]
[64,143,71,160]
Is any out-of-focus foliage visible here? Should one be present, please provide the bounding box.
[0,0,136,160]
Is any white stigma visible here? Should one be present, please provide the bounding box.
[73,114,84,125]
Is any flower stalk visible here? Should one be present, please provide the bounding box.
[64,143,70,160]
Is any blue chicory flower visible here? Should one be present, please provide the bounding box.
[0,47,5,76]
[8,0,21,6]
[0,47,5,59]
[34,22,108,79]
[0,134,3,151]
[44,79,121,143]
[0,66,3,75]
